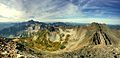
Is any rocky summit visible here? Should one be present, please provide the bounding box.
[0,21,120,58]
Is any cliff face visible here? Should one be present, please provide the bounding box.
[88,23,119,46]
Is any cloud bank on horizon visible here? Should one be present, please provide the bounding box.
[0,0,120,24]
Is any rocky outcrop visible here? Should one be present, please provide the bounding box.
[0,38,17,58]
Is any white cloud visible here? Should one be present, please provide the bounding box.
[0,3,23,18]
[0,17,26,22]
[65,3,79,15]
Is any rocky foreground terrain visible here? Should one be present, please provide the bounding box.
[0,21,120,58]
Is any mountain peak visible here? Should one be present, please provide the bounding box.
[26,20,41,24]
[88,22,107,30]
[91,22,99,25]
[28,20,35,22]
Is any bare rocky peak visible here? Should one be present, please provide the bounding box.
[82,22,120,46]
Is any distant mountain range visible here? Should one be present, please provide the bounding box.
[0,23,15,30]
[0,20,81,38]
[0,20,120,38]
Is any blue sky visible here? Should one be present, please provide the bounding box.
[0,0,120,24]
